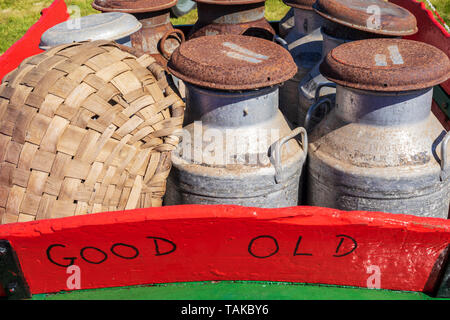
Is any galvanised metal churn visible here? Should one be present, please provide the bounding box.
[92,0,184,66]
[188,0,275,40]
[296,0,417,130]
[282,0,323,44]
[39,12,142,50]
[165,35,307,207]
[279,8,294,38]
[278,0,323,127]
[308,38,450,219]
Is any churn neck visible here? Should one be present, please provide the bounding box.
[132,9,170,26]
[293,7,322,36]
[335,85,433,126]
[184,84,279,127]
[197,2,265,25]
[321,20,400,59]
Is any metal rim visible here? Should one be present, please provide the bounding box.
[312,1,418,36]
[92,0,178,13]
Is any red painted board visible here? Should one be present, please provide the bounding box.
[391,0,450,95]
[0,205,449,295]
[0,0,69,81]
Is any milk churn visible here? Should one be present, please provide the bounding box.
[283,0,323,44]
[278,0,323,126]
[39,12,142,49]
[188,0,275,40]
[92,0,184,66]
[307,38,450,218]
[297,0,417,129]
[279,8,294,38]
[165,35,307,207]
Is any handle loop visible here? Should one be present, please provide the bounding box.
[314,82,336,102]
[270,127,308,184]
[304,97,332,133]
[440,131,450,181]
[159,29,185,60]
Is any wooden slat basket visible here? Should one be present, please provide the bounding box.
[0,40,185,224]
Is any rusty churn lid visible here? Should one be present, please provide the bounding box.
[167,34,297,90]
[319,38,450,92]
[0,40,185,224]
[283,0,315,10]
[92,0,178,13]
[194,0,265,5]
[39,12,142,50]
[313,0,418,36]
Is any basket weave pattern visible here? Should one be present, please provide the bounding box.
[0,40,184,224]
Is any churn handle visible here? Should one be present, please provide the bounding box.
[304,97,332,133]
[270,127,308,184]
[440,131,450,181]
[159,29,185,61]
[314,82,336,102]
[273,35,289,50]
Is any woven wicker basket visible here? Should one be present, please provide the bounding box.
[0,40,185,224]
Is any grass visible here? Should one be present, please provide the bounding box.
[0,0,448,54]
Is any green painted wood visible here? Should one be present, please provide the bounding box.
[434,85,450,118]
[31,281,445,300]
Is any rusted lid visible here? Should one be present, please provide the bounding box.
[320,38,450,92]
[168,35,297,90]
[283,0,315,10]
[195,0,265,5]
[313,0,417,36]
[92,0,177,13]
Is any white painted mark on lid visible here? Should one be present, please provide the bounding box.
[375,54,388,66]
[222,50,263,64]
[222,42,269,61]
[366,5,381,30]
[205,30,219,36]
[388,45,404,65]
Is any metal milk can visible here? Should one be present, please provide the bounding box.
[278,0,324,127]
[307,38,450,218]
[188,0,275,40]
[279,8,294,38]
[283,0,323,44]
[165,35,307,207]
[297,0,417,129]
[39,12,142,50]
[92,0,184,66]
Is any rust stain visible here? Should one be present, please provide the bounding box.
[189,2,275,40]
[313,0,418,36]
[92,0,178,13]
[168,34,297,90]
[283,0,316,10]
[320,38,450,91]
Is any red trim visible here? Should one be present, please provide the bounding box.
[391,0,450,95]
[0,205,449,295]
[0,0,69,81]
[0,0,448,296]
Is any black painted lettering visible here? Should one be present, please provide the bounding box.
[80,246,108,264]
[46,244,77,268]
[293,236,313,256]
[146,237,177,256]
[333,234,357,257]
[110,243,139,260]
[248,235,279,259]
